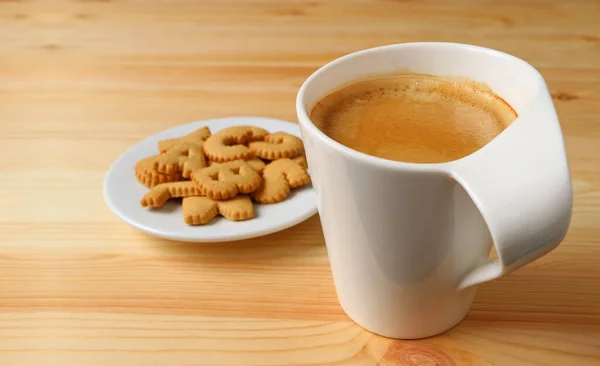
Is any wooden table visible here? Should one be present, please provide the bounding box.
[1,0,599,365]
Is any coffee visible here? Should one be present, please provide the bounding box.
[310,73,517,163]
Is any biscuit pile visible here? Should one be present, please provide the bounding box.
[134,125,310,225]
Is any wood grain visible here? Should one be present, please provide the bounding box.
[1,0,599,365]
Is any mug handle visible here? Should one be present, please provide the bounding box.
[450,88,573,291]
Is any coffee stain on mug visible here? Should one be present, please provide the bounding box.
[382,342,456,366]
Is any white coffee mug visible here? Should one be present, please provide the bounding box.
[296,43,573,339]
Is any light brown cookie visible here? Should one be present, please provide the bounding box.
[182,195,254,225]
[210,158,266,173]
[191,160,262,200]
[136,171,183,188]
[154,142,207,178]
[248,132,304,160]
[135,156,182,188]
[246,126,270,142]
[244,158,267,173]
[291,155,308,169]
[217,196,255,221]
[140,181,203,208]
[158,126,211,153]
[203,126,269,162]
[252,158,310,204]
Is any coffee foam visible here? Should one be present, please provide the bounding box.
[310,74,517,163]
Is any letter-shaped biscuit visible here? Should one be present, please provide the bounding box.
[252,158,310,204]
[154,142,208,178]
[210,158,266,173]
[191,160,262,200]
[248,132,304,160]
[135,155,182,188]
[140,181,203,208]
[291,155,308,169]
[183,196,254,225]
[203,126,269,162]
[158,127,211,153]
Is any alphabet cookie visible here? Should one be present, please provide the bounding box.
[252,158,310,204]
[135,156,182,188]
[183,195,255,225]
[244,158,266,173]
[153,142,208,178]
[291,155,308,169]
[203,126,269,162]
[158,126,211,153]
[133,124,311,225]
[210,157,266,173]
[140,181,203,208]
[249,132,304,160]
[191,160,262,200]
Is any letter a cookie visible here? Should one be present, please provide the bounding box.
[135,155,182,188]
[158,126,211,153]
[154,142,208,178]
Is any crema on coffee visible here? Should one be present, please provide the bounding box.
[310,73,517,163]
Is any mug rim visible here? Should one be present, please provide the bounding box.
[295,42,544,172]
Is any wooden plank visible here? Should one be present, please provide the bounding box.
[1,0,599,364]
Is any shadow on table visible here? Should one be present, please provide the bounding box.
[143,220,599,327]
[146,214,325,262]
[141,214,342,320]
[466,246,600,326]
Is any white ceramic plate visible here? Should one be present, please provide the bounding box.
[103,116,318,242]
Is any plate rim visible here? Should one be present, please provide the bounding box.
[103,116,318,243]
